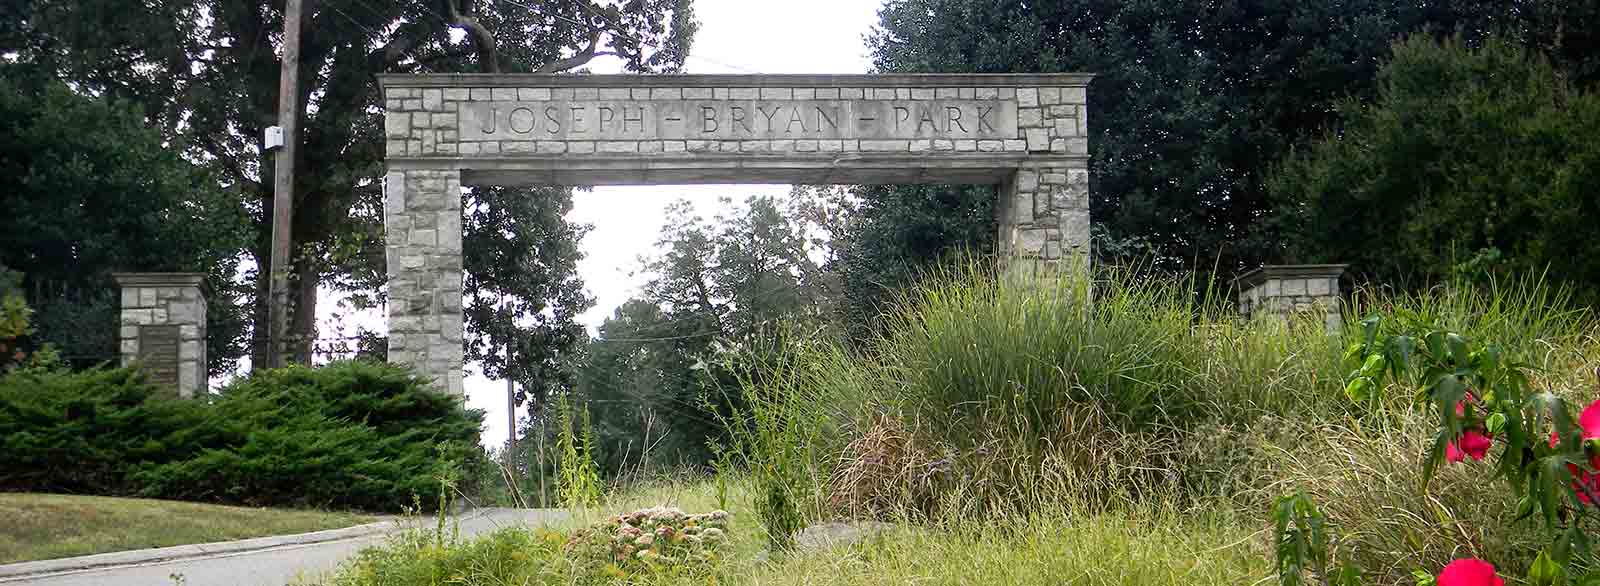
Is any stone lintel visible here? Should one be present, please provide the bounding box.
[379,73,1094,90]
[393,154,1084,187]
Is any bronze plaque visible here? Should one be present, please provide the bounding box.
[138,325,182,390]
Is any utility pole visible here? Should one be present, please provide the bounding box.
[266,0,303,368]
[536,406,547,506]
[506,350,518,462]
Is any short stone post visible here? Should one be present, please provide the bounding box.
[1234,264,1347,333]
[112,273,208,398]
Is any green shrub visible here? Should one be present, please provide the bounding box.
[0,360,486,511]
[324,523,566,586]
[0,366,206,493]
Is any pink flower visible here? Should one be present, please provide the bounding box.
[1446,430,1493,463]
[1580,399,1600,441]
[1437,558,1504,586]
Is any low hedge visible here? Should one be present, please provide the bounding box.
[0,360,486,512]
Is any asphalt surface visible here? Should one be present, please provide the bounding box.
[2,508,567,586]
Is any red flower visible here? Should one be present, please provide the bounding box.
[1573,470,1600,505]
[1446,429,1493,463]
[1580,399,1600,441]
[1437,558,1504,586]
[1548,429,1600,505]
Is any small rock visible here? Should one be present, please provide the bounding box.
[794,521,894,551]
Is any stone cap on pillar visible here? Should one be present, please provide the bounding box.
[1233,264,1349,325]
[112,273,209,296]
[1232,264,1348,290]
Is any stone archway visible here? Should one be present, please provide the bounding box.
[378,73,1091,395]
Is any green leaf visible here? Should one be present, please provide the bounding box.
[1537,455,1570,529]
[1515,494,1537,522]
[1344,342,1367,365]
[1387,335,1416,377]
[1445,333,1469,367]
[1331,565,1363,586]
[1528,550,1565,586]
[1422,430,1449,490]
[1487,412,1507,434]
[1345,377,1374,404]
[1360,354,1387,378]
[1360,315,1381,347]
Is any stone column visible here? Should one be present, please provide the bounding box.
[998,164,1091,275]
[384,168,465,397]
[1235,264,1348,332]
[112,273,207,398]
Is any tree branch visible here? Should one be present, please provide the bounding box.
[532,30,601,73]
[444,0,500,73]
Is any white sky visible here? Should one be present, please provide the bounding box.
[458,0,883,448]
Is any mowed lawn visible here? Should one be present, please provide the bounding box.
[0,493,374,564]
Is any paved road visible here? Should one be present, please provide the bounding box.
[3,509,567,586]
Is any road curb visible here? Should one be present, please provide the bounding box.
[0,509,491,582]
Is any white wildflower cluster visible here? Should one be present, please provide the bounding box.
[567,506,732,570]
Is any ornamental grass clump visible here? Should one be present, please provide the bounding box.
[564,506,732,576]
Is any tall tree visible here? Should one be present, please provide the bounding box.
[462,185,592,407]
[0,67,252,372]
[572,194,841,473]
[2,0,696,382]
[1268,35,1600,298]
[863,0,1600,278]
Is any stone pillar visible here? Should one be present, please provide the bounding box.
[384,168,465,397]
[112,273,207,398]
[998,164,1091,275]
[1235,264,1347,332]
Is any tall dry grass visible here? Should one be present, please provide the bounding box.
[727,260,1599,579]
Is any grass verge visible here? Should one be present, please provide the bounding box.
[0,493,373,564]
[316,479,1270,586]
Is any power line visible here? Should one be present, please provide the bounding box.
[323,2,381,35]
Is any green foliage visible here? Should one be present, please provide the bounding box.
[866,0,1600,278]
[834,184,994,342]
[1270,35,1600,302]
[712,328,835,551]
[572,195,840,474]
[0,264,32,368]
[556,395,603,510]
[1332,308,1600,581]
[0,71,250,371]
[0,360,485,511]
[323,523,566,586]
[1274,491,1362,586]
[462,185,592,411]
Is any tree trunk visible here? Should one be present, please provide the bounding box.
[290,258,319,365]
